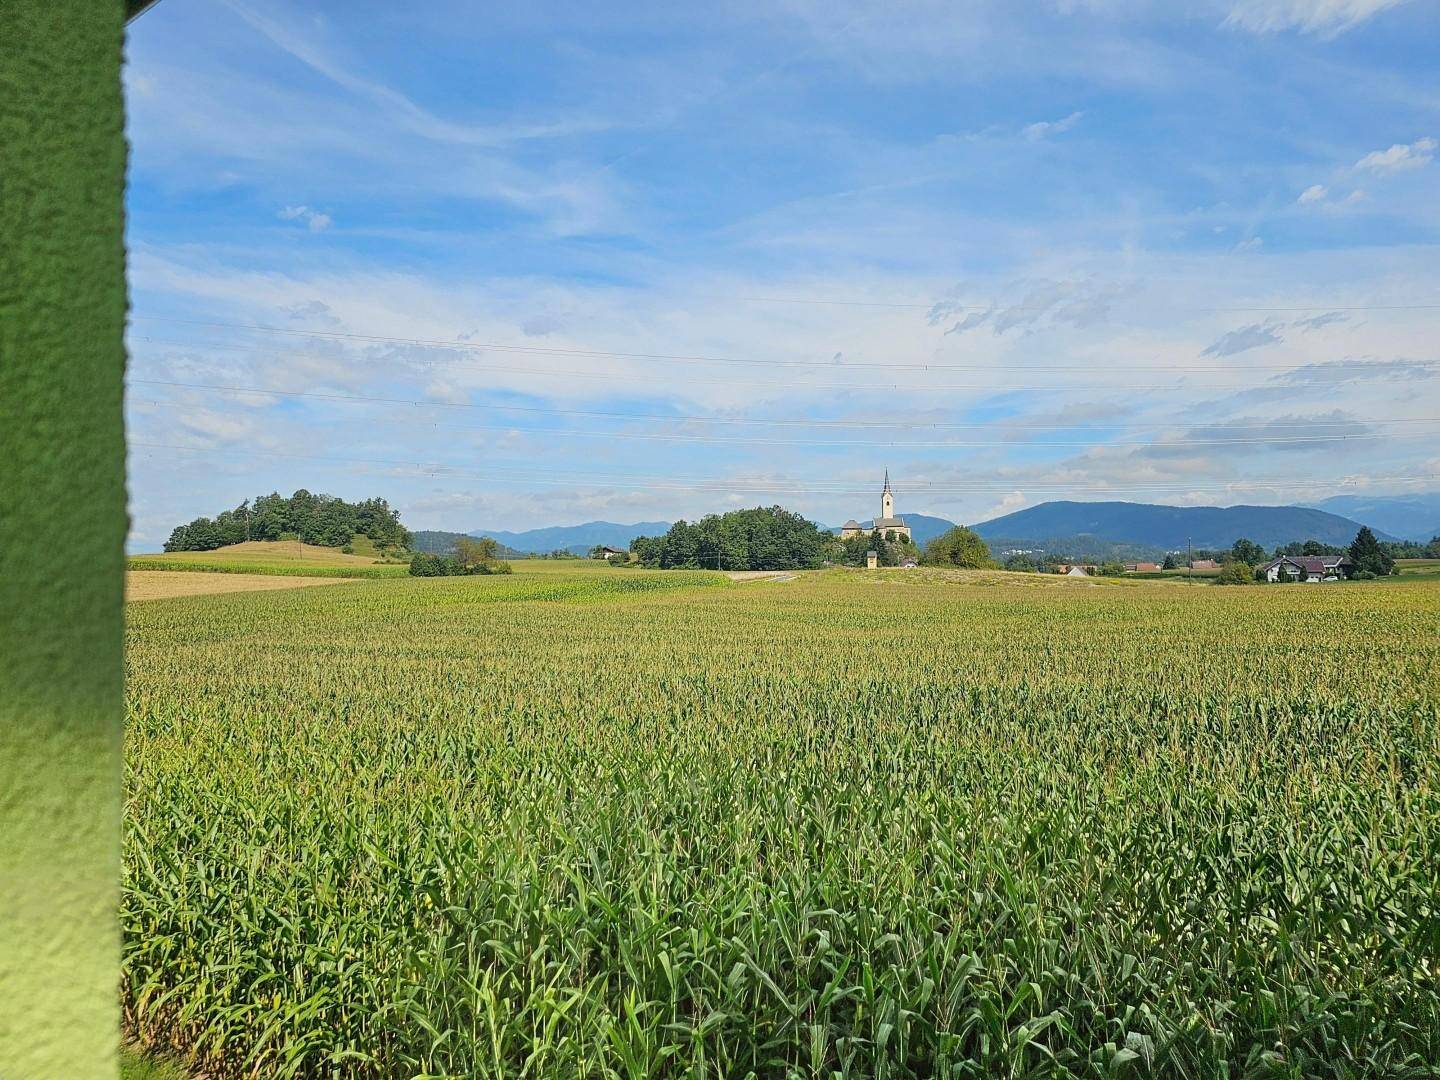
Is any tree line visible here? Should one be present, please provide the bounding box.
[163,490,410,552]
[628,508,996,571]
[408,537,511,577]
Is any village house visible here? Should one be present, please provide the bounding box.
[592,546,627,560]
[1189,559,1219,570]
[1123,562,1160,572]
[1259,554,1353,582]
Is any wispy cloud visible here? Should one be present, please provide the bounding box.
[278,205,332,231]
[1291,310,1348,331]
[224,0,614,148]
[1201,320,1285,357]
[1224,0,1411,38]
[1022,111,1084,140]
[928,278,1125,337]
[1272,357,1438,384]
[1354,136,1435,174]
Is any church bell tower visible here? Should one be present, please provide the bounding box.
[881,469,894,520]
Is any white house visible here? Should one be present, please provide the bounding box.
[1259,554,1352,582]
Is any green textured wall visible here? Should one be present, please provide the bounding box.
[0,3,128,1077]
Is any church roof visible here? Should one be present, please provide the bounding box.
[874,516,908,528]
[841,519,861,529]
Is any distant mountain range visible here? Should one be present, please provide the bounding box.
[1302,494,1440,542]
[422,521,673,556]
[430,497,1429,560]
[968,501,1394,551]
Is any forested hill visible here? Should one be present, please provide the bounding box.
[467,520,672,556]
[970,500,1389,551]
[411,530,526,558]
[163,491,409,552]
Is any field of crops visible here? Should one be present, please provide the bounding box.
[123,570,1440,1078]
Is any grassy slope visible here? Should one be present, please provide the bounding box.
[129,541,409,578]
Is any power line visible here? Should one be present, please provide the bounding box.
[129,383,1440,447]
[739,296,1440,313]
[130,440,1440,494]
[129,319,1438,376]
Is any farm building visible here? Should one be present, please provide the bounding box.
[1059,564,1098,576]
[1189,559,1219,570]
[1124,562,1160,572]
[1260,555,1352,582]
[592,546,627,559]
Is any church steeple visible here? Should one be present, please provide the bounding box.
[880,469,894,521]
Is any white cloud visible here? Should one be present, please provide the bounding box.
[1297,183,1327,204]
[1354,137,1435,174]
[1022,111,1084,140]
[278,205,333,231]
[1224,0,1410,37]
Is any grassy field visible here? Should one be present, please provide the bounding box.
[1397,558,1440,579]
[126,570,359,602]
[129,540,411,579]
[123,571,1440,1077]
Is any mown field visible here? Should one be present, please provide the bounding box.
[128,540,411,578]
[123,570,1440,1078]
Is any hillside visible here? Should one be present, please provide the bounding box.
[982,535,1171,561]
[970,501,1388,551]
[469,520,672,555]
[1304,494,1440,542]
[412,530,526,558]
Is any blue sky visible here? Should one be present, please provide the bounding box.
[123,0,1440,548]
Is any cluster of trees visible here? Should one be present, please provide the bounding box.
[1212,527,1398,585]
[632,507,833,571]
[1379,535,1440,559]
[835,529,919,567]
[164,491,410,552]
[408,536,511,577]
[920,526,996,569]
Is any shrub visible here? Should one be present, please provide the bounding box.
[1215,560,1252,585]
[921,526,996,569]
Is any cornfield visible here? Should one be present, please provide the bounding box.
[123,571,1440,1078]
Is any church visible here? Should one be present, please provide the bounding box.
[840,472,912,542]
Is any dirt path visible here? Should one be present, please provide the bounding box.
[724,571,799,583]
[127,571,358,602]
